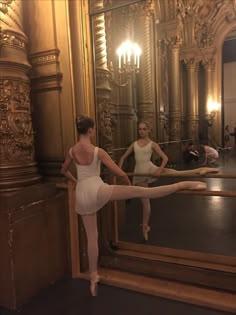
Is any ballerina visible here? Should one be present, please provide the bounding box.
[118,121,218,241]
[61,116,207,296]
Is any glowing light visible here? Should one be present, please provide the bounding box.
[116,40,142,74]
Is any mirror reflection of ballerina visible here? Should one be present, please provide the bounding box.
[61,116,207,297]
[118,121,219,242]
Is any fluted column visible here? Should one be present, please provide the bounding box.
[136,8,155,130]
[167,39,182,141]
[0,0,40,190]
[93,0,112,154]
[184,58,199,140]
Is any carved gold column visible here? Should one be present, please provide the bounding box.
[93,1,112,154]
[0,0,40,190]
[184,58,199,140]
[167,38,182,140]
[136,5,155,131]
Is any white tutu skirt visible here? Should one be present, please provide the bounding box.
[75,176,114,215]
[133,161,158,185]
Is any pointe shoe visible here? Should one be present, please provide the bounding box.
[199,167,219,175]
[141,224,150,241]
[90,273,100,297]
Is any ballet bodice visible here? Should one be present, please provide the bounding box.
[69,146,101,181]
[134,141,153,166]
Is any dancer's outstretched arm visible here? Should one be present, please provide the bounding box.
[118,143,134,169]
[98,148,131,185]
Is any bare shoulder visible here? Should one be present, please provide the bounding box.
[97,147,107,158]
[151,141,160,149]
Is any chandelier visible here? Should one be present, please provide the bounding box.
[116,40,142,75]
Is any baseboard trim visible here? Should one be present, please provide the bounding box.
[78,268,236,313]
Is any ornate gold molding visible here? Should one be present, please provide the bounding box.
[29,50,62,92]
[0,28,26,49]
[0,78,34,162]
[0,0,13,14]
[29,49,59,66]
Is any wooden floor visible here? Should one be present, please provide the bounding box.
[0,277,232,315]
[1,149,235,315]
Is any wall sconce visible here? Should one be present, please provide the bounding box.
[207,101,220,127]
[109,40,141,87]
[116,40,142,75]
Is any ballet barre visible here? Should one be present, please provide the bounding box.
[111,139,193,153]
[176,190,236,197]
[124,172,236,179]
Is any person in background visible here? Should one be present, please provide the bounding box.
[183,142,200,164]
[224,125,231,149]
[200,143,219,166]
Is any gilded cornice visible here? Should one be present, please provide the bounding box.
[0,28,26,50]
[29,49,60,66]
[29,50,62,92]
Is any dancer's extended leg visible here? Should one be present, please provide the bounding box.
[81,213,100,296]
[108,181,206,201]
[162,167,219,176]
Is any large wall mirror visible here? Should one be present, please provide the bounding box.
[87,0,236,297]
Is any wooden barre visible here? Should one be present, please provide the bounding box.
[176,190,236,197]
[125,172,236,179]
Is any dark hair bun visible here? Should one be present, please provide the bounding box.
[75,115,94,134]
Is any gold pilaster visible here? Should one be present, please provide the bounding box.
[93,2,112,153]
[0,0,40,190]
[136,6,155,131]
[184,58,199,140]
[167,38,182,141]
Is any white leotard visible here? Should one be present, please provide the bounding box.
[70,147,113,215]
[133,141,158,185]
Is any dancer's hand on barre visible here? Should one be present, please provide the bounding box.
[152,168,163,178]
[68,180,76,190]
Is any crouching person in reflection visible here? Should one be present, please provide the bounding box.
[61,116,207,297]
[119,121,218,242]
[183,142,200,164]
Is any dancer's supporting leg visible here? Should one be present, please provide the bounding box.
[81,213,99,296]
[138,182,151,241]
